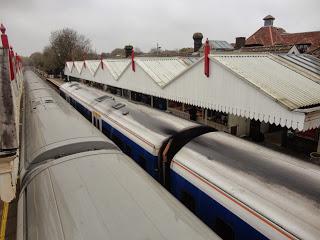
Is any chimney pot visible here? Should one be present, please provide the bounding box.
[193,32,203,52]
[124,45,133,58]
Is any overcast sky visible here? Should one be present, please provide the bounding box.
[1,0,319,56]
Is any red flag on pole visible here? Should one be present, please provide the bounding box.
[0,24,9,49]
[131,49,135,72]
[204,38,210,78]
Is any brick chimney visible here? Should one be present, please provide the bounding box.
[124,45,133,58]
[193,32,203,52]
[234,37,246,49]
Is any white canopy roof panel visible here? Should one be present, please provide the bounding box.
[73,61,84,74]
[212,54,320,110]
[85,60,100,75]
[136,57,199,87]
[64,53,320,131]
[102,59,130,80]
[65,62,73,72]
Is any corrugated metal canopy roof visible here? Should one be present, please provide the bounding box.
[209,40,233,50]
[85,60,100,75]
[73,61,84,73]
[102,59,130,80]
[64,53,320,130]
[66,62,73,72]
[211,53,320,110]
[137,57,200,87]
[278,54,320,75]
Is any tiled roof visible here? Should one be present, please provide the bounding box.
[240,44,294,53]
[246,26,320,50]
[282,32,320,51]
[246,26,286,46]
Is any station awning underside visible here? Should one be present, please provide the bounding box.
[64,53,320,131]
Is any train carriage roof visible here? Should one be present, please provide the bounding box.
[23,71,116,170]
[61,82,198,153]
[19,150,220,240]
[173,131,320,239]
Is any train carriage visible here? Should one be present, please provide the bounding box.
[60,82,200,179]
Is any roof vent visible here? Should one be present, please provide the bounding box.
[122,109,129,115]
[263,15,275,27]
[112,103,125,109]
[69,83,79,87]
[96,95,112,102]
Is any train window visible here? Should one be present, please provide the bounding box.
[112,134,123,150]
[213,218,234,240]
[126,145,132,157]
[181,191,196,213]
[139,156,147,170]
[102,124,111,137]
[96,119,100,130]
[60,91,66,99]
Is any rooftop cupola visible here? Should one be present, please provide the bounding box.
[263,15,275,27]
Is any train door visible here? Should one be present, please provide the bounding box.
[92,111,102,131]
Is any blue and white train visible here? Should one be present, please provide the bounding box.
[60,81,320,240]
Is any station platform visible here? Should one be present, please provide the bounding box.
[0,200,17,240]
[46,77,65,89]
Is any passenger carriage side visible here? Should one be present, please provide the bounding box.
[60,83,161,179]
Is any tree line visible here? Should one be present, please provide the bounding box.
[26,28,194,76]
[27,28,95,75]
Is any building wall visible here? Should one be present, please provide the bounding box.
[228,114,250,137]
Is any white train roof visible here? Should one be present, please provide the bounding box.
[18,150,220,240]
[23,71,115,169]
[61,82,198,154]
[173,131,320,240]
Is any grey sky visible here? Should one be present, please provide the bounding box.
[1,0,319,56]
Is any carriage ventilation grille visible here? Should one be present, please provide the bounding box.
[96,95,112,102]
[31,100,41,110]
[112,103,125,109]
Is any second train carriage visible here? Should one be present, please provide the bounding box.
[18,70,221,240]
[60,81,320,240]
[60,81,203,179]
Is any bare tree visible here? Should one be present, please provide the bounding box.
[49,28,92,73]
[29,28,93,75]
